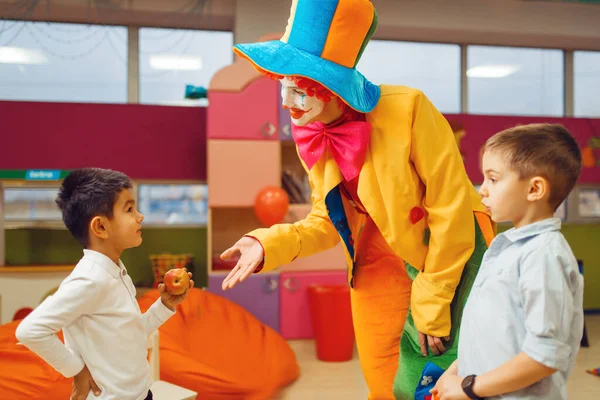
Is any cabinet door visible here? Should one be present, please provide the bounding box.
[208,77,279,140]
[279,270,348,339]
[206,273,280,332]
[208,139,281,207]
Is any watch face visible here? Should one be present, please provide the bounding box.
[462,374,474,389]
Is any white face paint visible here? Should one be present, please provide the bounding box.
[280,77,325,126]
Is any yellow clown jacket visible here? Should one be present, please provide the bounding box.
[247,85,491,338]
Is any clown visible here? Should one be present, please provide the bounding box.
[221,0,495,399]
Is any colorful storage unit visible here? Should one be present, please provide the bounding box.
[207,139,281,207]
[207,76,279,141]
[206,272,280,332]
[279,270,348,340]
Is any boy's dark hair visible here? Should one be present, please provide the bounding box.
[56,168,132,247]
[483,123,582,210]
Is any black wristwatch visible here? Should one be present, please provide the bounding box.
[461,374,482,399]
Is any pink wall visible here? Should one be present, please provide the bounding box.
[0,101,207,180]
[1,100,598,184]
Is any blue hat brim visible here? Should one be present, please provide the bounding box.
[233,41,380,114]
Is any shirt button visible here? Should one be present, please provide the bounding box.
[122,269,126,276]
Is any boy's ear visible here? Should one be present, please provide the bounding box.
[90,216,110,240]
[527,176,549,202]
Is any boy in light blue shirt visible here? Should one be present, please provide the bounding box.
[432,123,584,400]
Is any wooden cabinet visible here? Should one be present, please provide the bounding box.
[279,270,348,339]
[279,204,347,272]
[207,140,281,207]
[206,273,280,332]
[208,207,264,272]
[279,244,347,272]
[207,77,279,140]
[0,267,73,324]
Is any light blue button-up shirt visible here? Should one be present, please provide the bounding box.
[458,218,584,399]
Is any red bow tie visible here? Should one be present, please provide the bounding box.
[292,120,371,181]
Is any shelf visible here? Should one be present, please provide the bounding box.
[209,207,264,272]
[281,142,310,204]
[0,265,75,273]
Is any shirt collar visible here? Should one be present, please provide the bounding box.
[82,249,125,278]
[502,218,561,243]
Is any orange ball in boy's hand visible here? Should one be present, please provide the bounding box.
[163,268,191,295]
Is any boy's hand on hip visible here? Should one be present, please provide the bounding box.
[72,364,101,399]
[158,269,194,311]
[419,332,450,356]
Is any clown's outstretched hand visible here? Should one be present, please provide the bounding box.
[221,236,264,290]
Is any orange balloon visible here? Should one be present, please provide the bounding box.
[254,186,289,227]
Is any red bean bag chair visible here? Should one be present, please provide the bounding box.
[138,288,300,400]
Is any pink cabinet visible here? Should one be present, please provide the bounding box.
[207,139,281,206]
[208,77,279,140]
[278,82,293,141]
[206,273,280,332]
[279,270,349,339]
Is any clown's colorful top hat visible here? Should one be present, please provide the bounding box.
[233,0,380,113]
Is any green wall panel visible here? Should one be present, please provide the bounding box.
[5,228,208,288]
[5,224,599,309]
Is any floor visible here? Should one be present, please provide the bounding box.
[275,315,600,399]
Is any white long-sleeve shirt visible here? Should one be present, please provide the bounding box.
[15,249,175,400]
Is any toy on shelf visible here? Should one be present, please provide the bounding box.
[582,136,600,169]
[184,85,208,100]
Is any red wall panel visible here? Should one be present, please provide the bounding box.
[0,101,207,180]
[444,114,600,184]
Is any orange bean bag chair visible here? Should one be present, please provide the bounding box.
[138,288,300,400]
[0,288,299,400]
[0,320,72,399]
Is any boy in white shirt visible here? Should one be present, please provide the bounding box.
[16,168,194,400]
[432,123,584,400]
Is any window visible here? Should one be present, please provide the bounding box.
[578,188,600,218]
[0,20,127,103]
[3,187,62,222]
[356,40,461,113]
[137,184,208,225]
[574,51,600,117]
[139,28,233,106]
[467,46,564,116]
